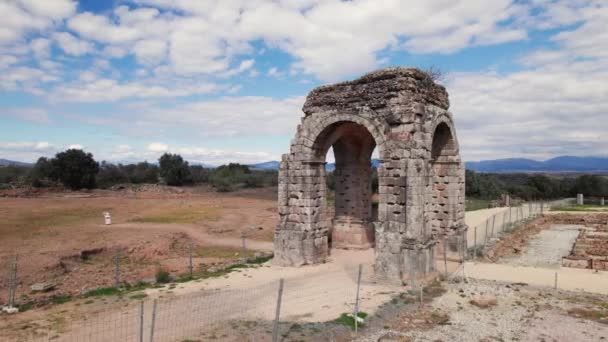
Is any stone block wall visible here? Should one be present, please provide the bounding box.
[274,67,467,283]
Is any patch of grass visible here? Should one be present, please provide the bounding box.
[567,307,608,321]
[466,198,491,212]
[50,294,72,304]
[194,245,256,259]
[2,207,101,236]
[333,312,368,330]
[129,293,148,300]
[129,207,222,224]
[17,301,35,312]
[84,287,122,298]
[155,269,172,284]
[552,204,608,212]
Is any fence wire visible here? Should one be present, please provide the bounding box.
[1,201,573,342]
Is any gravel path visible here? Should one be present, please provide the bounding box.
[500,224,582,268]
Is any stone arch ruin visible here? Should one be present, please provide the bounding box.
[274,67,467,282]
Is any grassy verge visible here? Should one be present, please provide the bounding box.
[465,198,491,212]
[551,204,608,212]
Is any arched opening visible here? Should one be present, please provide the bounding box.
[314,122,378,249]
[429,122,460,256]
[431,122,456,161]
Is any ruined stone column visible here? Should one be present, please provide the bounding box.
[577,193,584,205]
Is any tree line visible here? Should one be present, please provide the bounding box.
[466,170,608,200]
[1,149,607,199]
[0,149,277,192]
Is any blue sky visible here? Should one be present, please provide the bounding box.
[1,0,607,165]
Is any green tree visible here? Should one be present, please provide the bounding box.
[96,161,130,188]
[51,149,99,189]
[158,153,191,186]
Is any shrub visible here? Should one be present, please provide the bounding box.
[155,269,172,284]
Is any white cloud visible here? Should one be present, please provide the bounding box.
[133,39,167,65]
[0,141,58,162]
[147,142,168,152]
[0,55,18,69]
[0,0,75,45]
[55,0,539,81]
[30,38,51,59]
[17,0,76,19]
[68,144,83,149]
[130,95,305,137]
[50,78,220,102]
[68,12,141,45]
[267,67,283,78]
[53,32,94,56]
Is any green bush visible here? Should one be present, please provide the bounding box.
[155,269,172,284]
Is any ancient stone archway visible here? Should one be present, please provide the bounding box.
[274,67,467,282]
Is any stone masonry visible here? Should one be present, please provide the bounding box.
[274,67,467,282]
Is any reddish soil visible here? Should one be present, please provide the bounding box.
[0,186,278,306]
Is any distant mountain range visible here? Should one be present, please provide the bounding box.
[4,156,608,173]
[465,156,608,172]
[249,156,608,173]
[0,159,32,166]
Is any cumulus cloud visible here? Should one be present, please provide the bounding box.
[147,142,168,152]
[450,2,608,161]
[53,32,94,56]
[50,78,220,102]
[0,141,58,162]
[129,95,305,137]
[0,0,76,44]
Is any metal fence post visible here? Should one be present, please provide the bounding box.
[114,250,121,287]
[139,301,144,342]
[241,232,247,252]
[491,215,496,238]
[188,243,194,278]
[354,264,363,333]
[272,279,285,342]
[149,299,157,342]
[473,226,477,261]
[443,237,448,275]
[7,255,18,308]
[484,219,489,245]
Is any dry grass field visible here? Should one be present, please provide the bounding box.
[0,186,277,305]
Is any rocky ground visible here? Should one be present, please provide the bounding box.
[500,224,582,268]
[359,279,608,342]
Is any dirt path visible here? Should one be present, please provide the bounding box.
[108,222,274,251]
[464,262,608,294]
[144,249,400,323]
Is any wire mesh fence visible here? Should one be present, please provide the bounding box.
[1,264,373,342]
[1,200,575,341]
